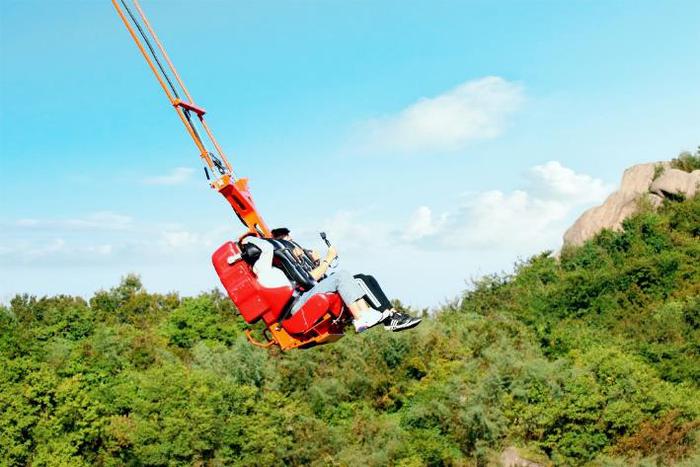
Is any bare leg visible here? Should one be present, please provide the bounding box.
[347,298,370,318]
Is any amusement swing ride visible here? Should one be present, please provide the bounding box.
[112,0,367,350]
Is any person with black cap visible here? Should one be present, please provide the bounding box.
[270,227,421,332]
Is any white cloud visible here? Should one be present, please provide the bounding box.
[0,212,230,267]
[160,230,201,249]
[13,212,133,231]
[319,211,378,247]
[143,167,195,185]
[403,161,613,251]
[157,225,235,252]
[0,212,241,305]
[353,76,524,155]
[403,206,443,242]
[291,210,391,256]
[0,161,612,309]
[24,238,67,259]
[410,191,566,250]
[88,244,114,256]
[1,238,116,265]
[528,161,612,204]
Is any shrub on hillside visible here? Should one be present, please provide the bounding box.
[671,147,700,172]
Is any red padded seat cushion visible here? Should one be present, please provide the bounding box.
[282,293,338,335]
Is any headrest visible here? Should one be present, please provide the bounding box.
[240,236,273,266]
[240,242,262,265]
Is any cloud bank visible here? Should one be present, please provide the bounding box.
[352,76,524,155]
[14,212,134,231]
[403,161,614,251]
[0,161,612,307]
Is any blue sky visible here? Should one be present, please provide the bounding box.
[1,0,699,306]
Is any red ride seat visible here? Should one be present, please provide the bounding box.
[213,241,346,335]
[281,293,343,335]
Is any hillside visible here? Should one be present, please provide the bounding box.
[1,195,699,466]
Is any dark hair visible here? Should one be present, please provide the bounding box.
[271,227,290,239]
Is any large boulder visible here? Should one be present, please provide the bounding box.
[617,162,666,195]
[563,162,667,247]
[563,192,641,247]
[561,161,700,248]
[649,168,700,199]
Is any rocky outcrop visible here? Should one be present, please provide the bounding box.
[563,162,700,247]
[650,168,700,199]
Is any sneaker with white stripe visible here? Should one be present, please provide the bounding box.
[383,312,422,332]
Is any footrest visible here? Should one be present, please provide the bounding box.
[173,99,206,117]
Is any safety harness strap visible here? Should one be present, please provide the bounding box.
[267,239,317,291]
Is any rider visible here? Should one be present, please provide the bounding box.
[270,228,421,332]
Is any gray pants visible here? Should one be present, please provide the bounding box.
[291,269,364,314]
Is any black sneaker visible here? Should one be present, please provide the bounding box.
[383,312,422,332]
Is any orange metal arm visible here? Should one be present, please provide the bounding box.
[112,0,270,237]
[111,0,212,166]
[130,0,234,175]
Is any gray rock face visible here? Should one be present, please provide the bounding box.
[649,168,700,199]
[563,192,639,247]
[563,161,698,248]
[618,162,665,196]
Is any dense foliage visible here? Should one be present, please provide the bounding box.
[670,147,700,173]
[2,196,699,466]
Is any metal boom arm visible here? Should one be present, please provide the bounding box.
[112,0,270,236]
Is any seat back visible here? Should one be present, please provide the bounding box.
[267,239,317,291]
[212,241,293,324]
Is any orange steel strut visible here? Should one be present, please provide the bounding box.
[112,0,270,237]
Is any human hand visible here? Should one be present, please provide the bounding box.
[326,245,337,262]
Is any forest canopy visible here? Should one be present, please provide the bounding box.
[1,195,699,466]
